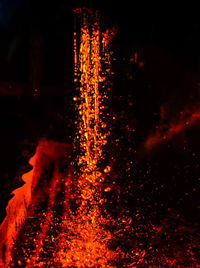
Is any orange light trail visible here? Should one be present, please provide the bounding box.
[142,105,200,153]
[78,11,103,199]
[0,153,37,267]
[1,8,199,267]
[52,9,117,267]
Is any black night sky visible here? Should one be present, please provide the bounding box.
[0,1,200,266]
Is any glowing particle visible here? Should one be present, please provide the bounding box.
[104,166,111,173]
[104,187,111,192]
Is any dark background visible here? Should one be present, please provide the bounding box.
[0,0,200,229]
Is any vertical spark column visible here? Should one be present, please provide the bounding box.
[74,17,78,82]
[90,15,101,167]
[76,11,104,208]
[54,9,117,267]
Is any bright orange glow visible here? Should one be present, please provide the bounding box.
[0,141,72,267]
[78,13,104,195]
[0,9,118,267]
[74,30,78,81]
[53,9,117,267]
[1,8,199,267]
[0,153,37,267]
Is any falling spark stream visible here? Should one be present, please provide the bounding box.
[0,9,118,268]
[53,9,118,267]
[1,7,199,268]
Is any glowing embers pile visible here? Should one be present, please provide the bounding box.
[53,9,117,267]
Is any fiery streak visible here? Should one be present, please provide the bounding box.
[53,9,117,267]
[0,9,117,268]
[142,105,200,153]
[0,153,37,267]
[1,7,199,267]
[78,12,103,201]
